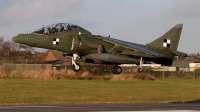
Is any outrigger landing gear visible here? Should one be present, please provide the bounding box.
[138,57,143,72]
[111,65,122,75]
[71,54,81,72]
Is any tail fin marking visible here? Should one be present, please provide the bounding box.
[147,24,183,52]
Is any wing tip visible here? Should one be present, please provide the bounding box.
[174,24,183,28]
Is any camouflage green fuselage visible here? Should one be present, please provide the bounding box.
[12,23,186,66]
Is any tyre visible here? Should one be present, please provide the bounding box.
[116,66,122,74]
[138,68,143,72]
[71,63,81,72]
[111,65,122,75]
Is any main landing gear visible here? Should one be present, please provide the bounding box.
[103,64,122,75]
[70,54,139,74]
[71,54,81,72]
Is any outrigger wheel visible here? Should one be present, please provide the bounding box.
[71,63,81,72]
[138,68,143,72]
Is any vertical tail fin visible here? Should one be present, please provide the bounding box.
[147,24,183,52]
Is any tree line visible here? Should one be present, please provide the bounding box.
[0,37,40,63]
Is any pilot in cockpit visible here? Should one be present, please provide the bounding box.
[48,27,51,34]
[67,25,71,30]
[44,27,51,35]
[51,27,56,33]
[44,28,47,35]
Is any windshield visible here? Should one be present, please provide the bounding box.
[34,23,78,35]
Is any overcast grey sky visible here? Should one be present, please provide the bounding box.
[0,0,200,53]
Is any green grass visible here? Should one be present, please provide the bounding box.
[0,79,200,105]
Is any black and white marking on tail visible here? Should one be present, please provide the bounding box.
[163,39,170,48]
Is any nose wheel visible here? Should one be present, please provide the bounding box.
[111,65,122,75]
[71,63,81,72]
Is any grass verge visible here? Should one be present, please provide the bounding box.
[0,69,155,80]
[0,79,200,105]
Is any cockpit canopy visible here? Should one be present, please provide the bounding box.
[34,23,78,35]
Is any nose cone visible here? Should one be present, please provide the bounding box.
[12,34,31,45]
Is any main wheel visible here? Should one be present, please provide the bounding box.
[116,66,122,74]
[71,63,81,72]
[111,65,122,75]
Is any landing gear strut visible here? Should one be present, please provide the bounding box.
[111,65,122,75]
[103,64,107,72]
[138,57,143,72]
[71,54,81,72]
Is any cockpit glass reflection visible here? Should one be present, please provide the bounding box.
[34,23,78,35]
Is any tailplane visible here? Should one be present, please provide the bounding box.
[147,24,183,52]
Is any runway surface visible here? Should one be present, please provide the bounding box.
[0,103,200,112]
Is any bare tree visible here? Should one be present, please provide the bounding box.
[9,43,35,52]
[1,39,35,62]
[0,37,4,50]
[2,40,12,52]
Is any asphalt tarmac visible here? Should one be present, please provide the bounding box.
[0,103,200,112]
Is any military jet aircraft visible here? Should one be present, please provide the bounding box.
[12,23,186,74]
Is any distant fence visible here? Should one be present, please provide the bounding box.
[0,64,52,71]
[148,71,200,78]
[120,66,200,78]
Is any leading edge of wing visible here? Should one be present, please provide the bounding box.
[102,37,164,57]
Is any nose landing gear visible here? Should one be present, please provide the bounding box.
[71,54,81,72]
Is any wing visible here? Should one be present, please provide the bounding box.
[99,36,164,58]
